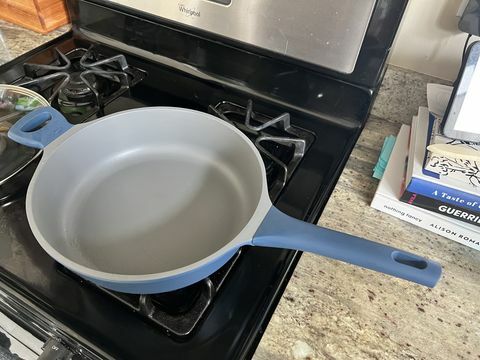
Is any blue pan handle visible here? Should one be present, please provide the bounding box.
[8,106,72,149]
[252,207,442,287]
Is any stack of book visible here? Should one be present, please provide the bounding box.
[371,84,480,251]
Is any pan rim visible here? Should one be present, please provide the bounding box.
[25,106,272,283]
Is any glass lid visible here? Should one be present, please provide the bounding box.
[0,85,49,183]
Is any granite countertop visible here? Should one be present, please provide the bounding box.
[1,20,479,360]
[0,20,69,64]
[255,71,480,360]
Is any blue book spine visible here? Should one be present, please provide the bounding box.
[407,177,480,213]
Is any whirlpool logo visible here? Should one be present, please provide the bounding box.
[178,4,200,17]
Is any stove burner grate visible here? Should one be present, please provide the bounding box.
[60,250,242,338]
[16,47,145,122]
[209,100,314,201]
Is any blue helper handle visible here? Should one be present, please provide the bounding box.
[8,106,72,149]
[252,206,442,287]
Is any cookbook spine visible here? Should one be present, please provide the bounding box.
[406,177,480,213]
[371,194,480,251]
[400,190,480,228]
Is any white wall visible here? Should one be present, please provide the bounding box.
[389,0,479,81]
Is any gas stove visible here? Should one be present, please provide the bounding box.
[17,46,145,123]
[0,0,407,359]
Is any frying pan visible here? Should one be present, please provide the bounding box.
[8,107,442,294]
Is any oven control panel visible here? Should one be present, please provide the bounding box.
[38,339,84,360]
[0,285,107,360]
[1,309,92,360]
[105,0,376,74]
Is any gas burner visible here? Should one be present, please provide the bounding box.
[60,250,242,338]
[58,72,100,107]
[209,100,314,200]
[16,47,146,123]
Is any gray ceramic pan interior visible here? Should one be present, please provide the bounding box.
[29,108,268,276]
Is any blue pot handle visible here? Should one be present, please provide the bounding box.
[8,106,72,149]
[252,207,442,288]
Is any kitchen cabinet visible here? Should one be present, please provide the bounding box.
[0,0,69,34]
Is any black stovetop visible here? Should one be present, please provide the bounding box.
[0,0,407,358]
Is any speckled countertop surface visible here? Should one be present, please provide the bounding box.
[254,70,480,360]
[1,20,479,360]
[0,20,69,64]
